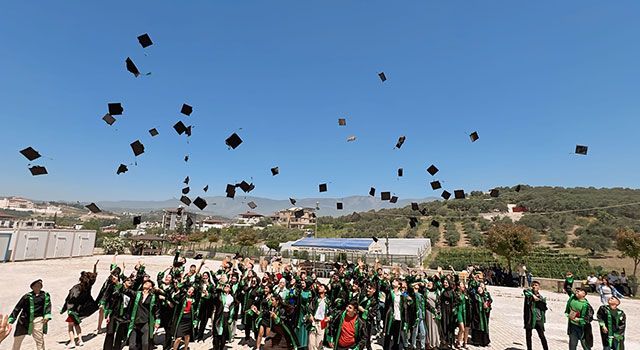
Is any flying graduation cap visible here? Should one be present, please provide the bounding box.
[182,187,190,195]
[137,33,153,48]
[225,133,243,149]
[490,189,499,198]
[102,114,116,126]
[237,181,254,193]
[427,165,439,176]
[390,196,398,204]
[575,145,588,155]
[125,57,141,77]
[409,217,419,228]
[130,140,145,156]
[338,118,346,126]
[184,155,189,162]
[347,136,357,142]
[378,72,387,82]
[430,181,442,190]
[441,190,451,200]
[85,203,101,213]
[335,202,343,210]
[247,201,257,209]
[181,104,193,116]
[411,202,419,211]
[29,166,47,176]
[108,103,123,116]
[372,236,379,243]
[203,185,209,192]
[180,196,191,206]
[193,197,207,210]
[149,128,159,137]
[454,190,465,199]
[469,131,479,142]
[294,209,304,218]
[395,136,406,149]
[173,121,188,135]
[186,216,194,228]
[20,147,41,161]
[369,187,376,196]
[271,167,279,176]
[226,184,236,198]
[397,168,403,177]
[289,198,297,205]
[431,220,440,228]
[381,192,391,201]
[116,164,128,175]
[319,183,328,193]
[133,216,142,225]
[184,176,190,185]
[515,185,522,192]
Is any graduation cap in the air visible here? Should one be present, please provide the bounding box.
[372,236,379,243]
[226,184,236,198]
[186,216,194,228]
[575,145,588,155]
[409,217,419,228]
[137,33,153,48]
[397,168,403,177]
[102,114,116,126]
[294,209,304,218]
[454,190,465,199]
[180,196,191,206]
[184,176,190,185]
[116,164,128,175]
[390,196,398,204]
[427,165,439,176]
[338,118,346,126]
[108,103,123,116]
[490,189,499,198]
[336,202,343,210]
[225,133,243,149]
[271,167,279,176]
[381,192,391,201]
[203,185,209,192]
[185,126,192,137]
[238,181,254,193]
[441,190,451,200]
[20,147,41,161]
[515,185,522,192]
[125,57,141,77]
[133,216,142,225]
[173,121,188,135]
[181,104,193,116]
[411,202,419,211]
[86,203,101,213]
[130,140,145,156]
[319,183,328,193]
[347,135,357,142]
[289,198,296,205]
[431,220,440,228]
[247,201,257,209]
[470,131,479,142]
[369,187,376,196]
[184,155,189,162]
[430,181,442,190]
[149,128,159,137]
[29,166,47,176]
[378,72,387,82]
[182,187,190,195]
[395,136,406,149]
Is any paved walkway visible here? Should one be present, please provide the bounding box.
[0,255,637,349]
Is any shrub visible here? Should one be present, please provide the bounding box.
[444,229,460,247]
[102,236,127,254]
[549,229,568,247]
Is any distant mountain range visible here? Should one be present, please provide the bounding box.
[95,196,437,218]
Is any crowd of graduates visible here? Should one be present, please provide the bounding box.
[0,252,630,350]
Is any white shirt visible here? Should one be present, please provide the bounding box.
[223,293,233,312]
[393,290,401,321]
[314,297,327,320]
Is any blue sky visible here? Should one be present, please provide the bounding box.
[1,1,639,202]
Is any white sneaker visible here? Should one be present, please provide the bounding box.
[66,344,76,349]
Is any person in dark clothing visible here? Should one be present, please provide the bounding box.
[358,283,378,350]
[156,269,177,350]
[597,296,626,350]
[565,287,594,350]
[439,278,458,349]
[331,300,368,350]
[523,281,549,350]
[194,271,215,342]
[171,285,198,350]
[8,279,52,350]
[125,280,161,350]
[61,260,99,349]
[103,277,136,350]
[564,272,575,297]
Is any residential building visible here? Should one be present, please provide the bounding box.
[0,213,16,228]
[273,207,317,229]
[162,208,197,232]
[233,211,264,227]
[0,197,62,215]
[15,220,56,229]
[199,219,230,232]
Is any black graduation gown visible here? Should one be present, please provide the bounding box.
[61,278,99,324]
[9,291,52,336]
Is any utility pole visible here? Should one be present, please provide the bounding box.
[314,201,319,237]
[385,232,390,263]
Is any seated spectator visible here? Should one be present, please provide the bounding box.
[618,271,631,296]
[587,273,598,293]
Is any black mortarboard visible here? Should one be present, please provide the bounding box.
[378,72,387,82]
[431,220,440,228]
[338,118,346,126]
[149,128,159,137]
[186,216,194,227]
[203,185,209,192]
[271,167,279,176]
[372,236,379,243]
[29,166,47,176]
[347,135,357,142]
[226,184,236,198]
[185,125,192,137]
[397,168,403,177]
[125,57,140,77]
[102,114,116,126]
[430,181,442,190]
[395,136,406,149]
[409,217,419,228]
[182,187,190,195]
[369,187,376,196]
[454,190,465,199]
[117,164,128,175]
[575,145,588,155]
[319,183,327,193]
[470,131,479,142]
[173,121,188,135]
[441,190,451,200]
[411,202,419,211]
[86,203,101,213]
[427,165,439,176]
[137,33,153,48]
[238,181,253,193]
[420,208,427,215]
[181,104,193,116]
[381,192,391,201]
[225,133,243,149]
[294,209,304,218]
[180,196,191,206]
[184,176,190,184]
[20,147,41,161]
[490,189,499,198]
[289,198,296,205]
[337,202,343,210]
[515,185,522,192]
[390,196,398,203]
[130,140,145,156]
[184,155,189,162]
[247,201,257,209]
[30,279,43,289]
[133,216,141,225]
[108,103,123,115]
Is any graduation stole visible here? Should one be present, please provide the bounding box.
[423,290,441,320]
[174,296,198,337]
[476,294,487,331]
[606,307,624,349]
[26,292,51,335]
[216,293,233,335]
[127,291,157,338]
